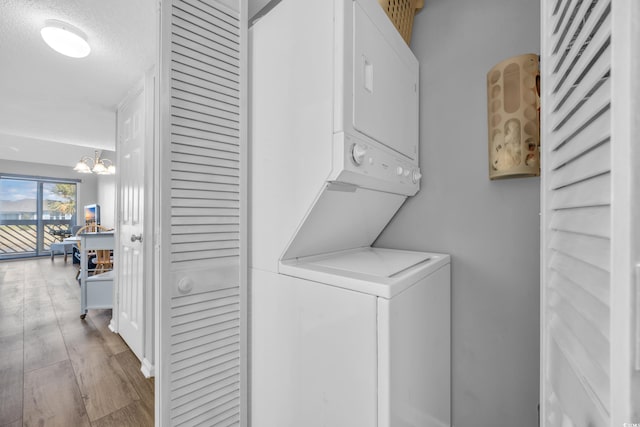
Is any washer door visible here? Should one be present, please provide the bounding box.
[306,247,432,278]
[352,0,419,161]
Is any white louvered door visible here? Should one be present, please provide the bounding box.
[157,0,247,425]
[541,0,640,426]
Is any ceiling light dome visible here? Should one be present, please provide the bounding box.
[41,20,91,58]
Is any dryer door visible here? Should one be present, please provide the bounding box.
[352,0,419,161]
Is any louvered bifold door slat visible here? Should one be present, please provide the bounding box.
[541,1,612,426]
[159,0,246,426]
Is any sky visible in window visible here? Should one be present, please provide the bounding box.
[0,179,73,202]
[0,179,37,201]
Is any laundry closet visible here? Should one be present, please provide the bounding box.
[249,0,450,425]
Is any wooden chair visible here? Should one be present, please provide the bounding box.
[75,225,113,276]
[94,249,113,275]
[75,224,111,235]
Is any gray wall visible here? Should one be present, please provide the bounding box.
[93,150,116,229]
[97,174,116,229]
[375,0,541,426]
[0,159,98,226]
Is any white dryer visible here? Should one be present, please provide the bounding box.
[250,0,421,274]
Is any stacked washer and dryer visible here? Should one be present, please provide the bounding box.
[250,0,450,426]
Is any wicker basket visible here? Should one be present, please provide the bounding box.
[377,0,424,44]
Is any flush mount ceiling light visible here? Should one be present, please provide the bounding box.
[74,150,115,175]
[41,19,91,58]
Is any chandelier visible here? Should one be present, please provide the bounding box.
[73,150,116,175]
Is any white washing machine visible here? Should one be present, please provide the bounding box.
[252,248,450,427]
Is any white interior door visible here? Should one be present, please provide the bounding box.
[540,0,640,425]
[117,82,146,361]
[157,0,247,425]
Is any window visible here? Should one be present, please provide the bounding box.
[0,176,77,258]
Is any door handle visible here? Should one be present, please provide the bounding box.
[177,277,193,295]
[130,234,143,243]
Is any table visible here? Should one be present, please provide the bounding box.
[78,232,115,319]
[50,236,80,262]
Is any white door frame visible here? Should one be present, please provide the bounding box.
[142,65,157,377]
[611,0,640,424]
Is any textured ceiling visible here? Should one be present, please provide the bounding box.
[0,0,155,163]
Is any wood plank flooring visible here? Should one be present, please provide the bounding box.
[0,257,154,427]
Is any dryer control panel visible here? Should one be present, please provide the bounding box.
[329,133,421,196]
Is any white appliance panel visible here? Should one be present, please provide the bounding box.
[378,265,451,427]
[352,1,419,161]
[306,246,431,277]
[281,247,450,298]
[250,0,334,273]
[251,268,378,427]
[281,185,406,261]
[329,133,420,196]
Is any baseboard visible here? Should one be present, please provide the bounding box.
[108,319,118,333]
[141,358,155,378]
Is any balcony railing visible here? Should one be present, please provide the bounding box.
[0,220,74,257]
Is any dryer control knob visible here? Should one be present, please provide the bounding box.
[396,166,404,176]
[412,170,422,184]
[351,144,367,165]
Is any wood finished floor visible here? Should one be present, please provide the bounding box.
[0,257,154,427]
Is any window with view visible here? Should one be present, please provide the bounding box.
[0,176,77,258]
